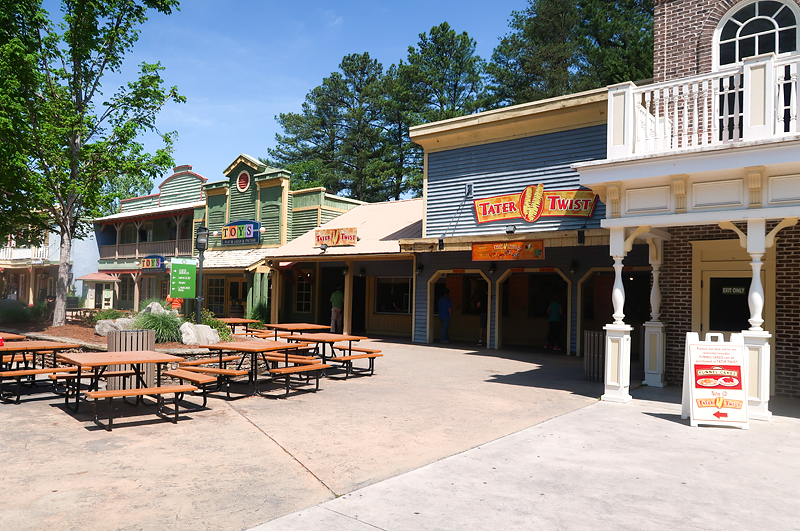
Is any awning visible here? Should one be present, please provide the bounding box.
[76,272,121,283]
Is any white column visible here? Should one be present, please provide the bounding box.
[744,218,771,419]
[603,227,633,402]
[644,238,666,387]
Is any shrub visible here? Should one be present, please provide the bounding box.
[133,311,182,343]
[0,301,31,324]
[91,308,124,324]
[246,301,269,327]
[187,308,234,342]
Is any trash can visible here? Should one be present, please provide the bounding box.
[106,329,156,390]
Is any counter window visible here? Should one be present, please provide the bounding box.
[375,277,411,314]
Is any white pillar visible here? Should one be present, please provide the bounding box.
[644,238,666,387]
[745,218,771,419]
[603,227,633,402]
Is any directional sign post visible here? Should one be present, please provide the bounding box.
[170,258,197,299]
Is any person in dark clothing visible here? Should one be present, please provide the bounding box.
[438,289,452,343]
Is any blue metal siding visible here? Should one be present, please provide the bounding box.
[425,125,607,238]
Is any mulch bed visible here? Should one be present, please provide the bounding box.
[9,320,188,350]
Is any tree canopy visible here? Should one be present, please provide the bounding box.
[0,0,184,325]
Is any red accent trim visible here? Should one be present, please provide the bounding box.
[120,193,159,203]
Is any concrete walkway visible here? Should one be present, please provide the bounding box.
[254,386,800,531]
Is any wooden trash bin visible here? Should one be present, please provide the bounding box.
[106,330,156,390]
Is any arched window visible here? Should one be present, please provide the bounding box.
[718,0,799,67]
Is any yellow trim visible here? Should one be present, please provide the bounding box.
[422,152,428,237]
[281,180,289,245]
[256,178,285,189]
[204,188,226,197]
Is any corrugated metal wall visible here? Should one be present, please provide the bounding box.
[260,186,282,245]
[160,174,203,206]
[425,125,607,238]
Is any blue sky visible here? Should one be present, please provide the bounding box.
[100,0,527,190]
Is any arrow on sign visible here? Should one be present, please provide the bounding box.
[713,411,728,419]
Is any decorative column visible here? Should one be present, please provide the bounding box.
[743,218,772,420]
[643,238,666,387]
[131,271,141,313]
[343,260,354,335]
[602,226,634,403]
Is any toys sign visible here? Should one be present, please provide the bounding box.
[221,220,261,245]
[474,184,597,224]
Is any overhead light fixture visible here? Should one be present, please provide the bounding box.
[320,243,328,252]
[438,237,444,251]
[505,225,516,235]
[488,262,496,275]
[415,263,424,275]
[569,260,578,275]
[342,266,349,276]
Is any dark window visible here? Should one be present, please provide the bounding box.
[375,277,411,314]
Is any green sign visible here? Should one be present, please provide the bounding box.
[170,258,197,299]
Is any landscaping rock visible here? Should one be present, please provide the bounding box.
[180,322,220,345]
[114,318,135,331]
[142,301,167,315]
[94,319,120,337]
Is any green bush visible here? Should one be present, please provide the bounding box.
[0,301,49,324]
[187,308,233,342]
[133,311,182,343]
[91,308,124,324]
[246,301,269,327]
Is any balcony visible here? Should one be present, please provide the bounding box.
[607,53,800,161]
[0,246,51,262]
[99,239,193,259]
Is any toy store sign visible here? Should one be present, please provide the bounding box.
[222,220,261,245]
[315,227,358,247]
[140,255,166,272]
[474,184,597,224]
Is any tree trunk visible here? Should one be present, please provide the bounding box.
[51,231,72,327]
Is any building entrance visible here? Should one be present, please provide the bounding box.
[700,271,761,340]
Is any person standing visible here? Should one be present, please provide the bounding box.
[330,286,344,333]
[438,288,452,343]
[545,293,563,350]
[475,288,488,346]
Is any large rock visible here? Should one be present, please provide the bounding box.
[142,301,167,315]
[94,319,120,337]
[114,318,135,331]
[180,322,220,345]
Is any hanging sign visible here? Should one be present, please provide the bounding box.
[315,227,358,247]
[472,241,544,261]
[474,184,597,224]
[681,332,749,429]
[140,255,166,272]
[221,220,261,245]
[170,258,197,299]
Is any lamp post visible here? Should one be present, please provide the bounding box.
[195,226,209,324]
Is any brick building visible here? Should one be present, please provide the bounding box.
[575,0,800,417]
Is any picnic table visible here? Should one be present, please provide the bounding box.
[217,318,260,334]
[283,333,368,363]
[260,322,330,340]
[0,340,81,369]
[0,332,27,341]
[196,340,316,396]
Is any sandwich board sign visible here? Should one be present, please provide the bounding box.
[170,258,197,299]
[681,332,749,429]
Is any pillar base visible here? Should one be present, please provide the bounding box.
[601,323,633,403]
[643,321,666,388]
[742,330,772,421]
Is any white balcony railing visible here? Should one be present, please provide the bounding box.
[99,239,193,259]
[607,53,799,160]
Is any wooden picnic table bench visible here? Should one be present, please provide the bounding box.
[163,369,217,409]
[330,344,383,378]
[268,363,330,396]
[178,366,249,398]
[0,366,79,403]
[85,384,198,431]
[179,355,241,367]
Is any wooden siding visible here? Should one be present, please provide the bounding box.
[291,190,323,209]
[425,125,607,238]
[160,173,203,206]
[120,195,158,212]
[324,195,360,211]
[292,210,318,241]
[207,194,226,238]
[320,210,339,224]
[260,185,282,245]
[229,172,258,222]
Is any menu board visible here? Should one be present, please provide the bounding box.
[682,332,749,429]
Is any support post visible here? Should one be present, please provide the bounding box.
[744,218,771,419]
[343,260,353,335]
[644,238,666,387]
[603,226,633,402]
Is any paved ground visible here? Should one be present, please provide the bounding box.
[254,387,800,531]
[0,338,601,531]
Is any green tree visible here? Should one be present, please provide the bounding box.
[404,22,485,122]
[0,0,184,326]
[486,0,653,107]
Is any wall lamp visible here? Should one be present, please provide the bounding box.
[505,225,516,235]
[319,243,328,252]
[569,260,578,275]
[415,263,424,275]
[359,267,365,277]
[488,262,496,275]
[438,237,444,251]
[342,266,349,276]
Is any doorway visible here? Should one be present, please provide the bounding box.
[701,270,761,340]
[352,276,366,334]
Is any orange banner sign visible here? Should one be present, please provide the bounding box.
[315,227,358,247]
[474,184,597,224]
[472,241,544,261]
